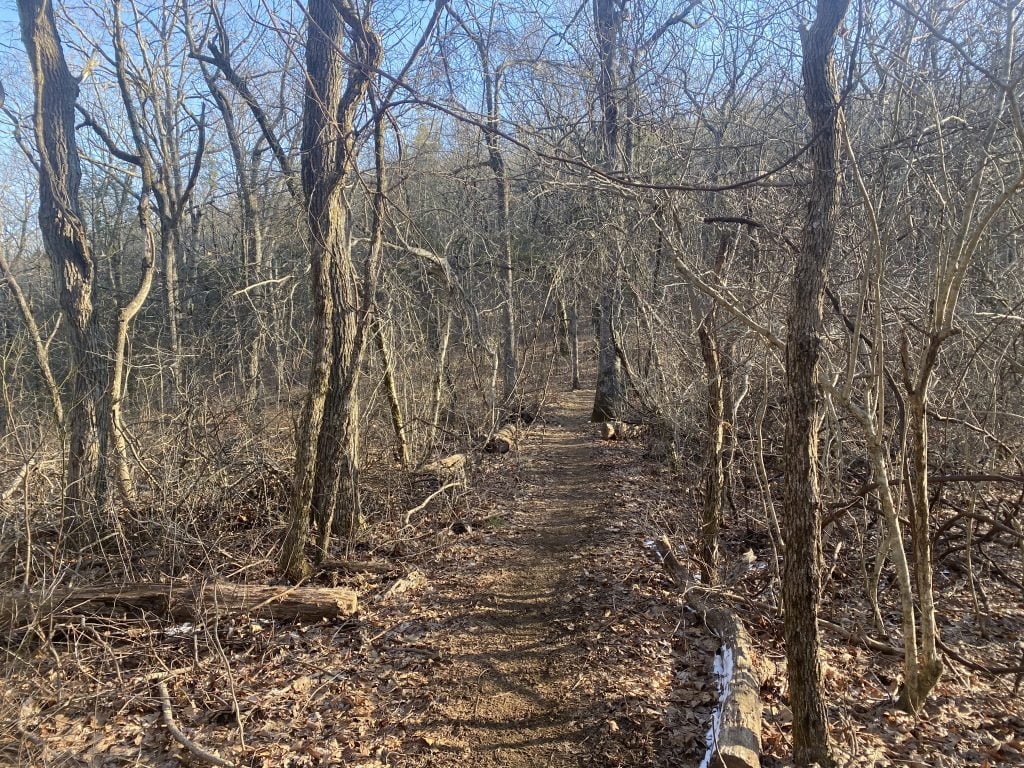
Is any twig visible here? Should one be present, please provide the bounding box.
[402,482,461,525]
[819,619,902,656]
[936,637,1024,675]
[157,680,236,768]
[1,458,37,501]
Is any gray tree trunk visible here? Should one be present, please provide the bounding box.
[782,0,850,764]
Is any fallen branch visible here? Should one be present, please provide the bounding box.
[403,481,462,524]
[158,679,235,768]
[317,559,396,575]
[381,570,426,601]
[819,619,1024,675]
[417,453,467,481]
[1,458,37,501]
[819,619,901,656]
[936,636,1024,675]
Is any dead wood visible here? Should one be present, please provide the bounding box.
[2,581,358,627]
[381,569,426,601]
[485,424,518,454]
[1,458,37,502]
[403,481,462,524]
[418,453,467,480]
[414,453,467,490]
[600,421,645,440]
[650,536,762,768]
[157,679,235,768]
[819,619,901,656]
[317,559,396,575]
[819,618,1024,675]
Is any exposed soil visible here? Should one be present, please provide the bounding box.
[388,389,713,767]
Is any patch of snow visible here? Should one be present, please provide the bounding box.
[165,622,195,637]
[698,643,735,768]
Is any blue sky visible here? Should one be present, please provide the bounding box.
[1,3,22,60]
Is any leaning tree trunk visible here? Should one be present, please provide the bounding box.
[18,0,105,527]
[782,0,849,765]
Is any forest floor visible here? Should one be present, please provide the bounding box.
[5,388,1023,767]
[2,389,719,767]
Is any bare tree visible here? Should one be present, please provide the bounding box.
[17,0,105,524]
[782,0,850,763]
[590,0,626,421]
[279,0,381,581]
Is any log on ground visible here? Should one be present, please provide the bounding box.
[650,537,762,768]
[485,425,518,454]
[2,581,358,627]
[600,421,646,440]
[416,453,467,485]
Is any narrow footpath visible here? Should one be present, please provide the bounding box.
[391,390,715,767]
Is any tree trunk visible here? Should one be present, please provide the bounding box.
[591,0,626,422]
[160,224,183,401]
[698,322,724,584]
[280,0,349,581]
[428,310,453,450]
[568,303,581,390]
[279,0,380,581]
[902,389,942,710]
[782,1,849,764]
[18,0,105,526]
[313,281,362,547]
[0,242,64,430]
[374,316,411,468]
[697,230,736,584]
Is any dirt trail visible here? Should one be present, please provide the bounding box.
[396,389,697,767]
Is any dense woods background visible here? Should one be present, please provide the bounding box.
[1,0,1023,765]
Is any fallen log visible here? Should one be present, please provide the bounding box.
[416,453,467,485]
[485,425,518,454]
[2,581,358,627]
[650,537,762,768]
[600,421,646,440]
[1,458,37,502]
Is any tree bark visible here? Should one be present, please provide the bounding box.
[2,582,357,625]
[279,0,381,580]
[591,0,626,422]
[374,315,411,468]
[0,239,64,430]
[782,1,849,764]
[568,304,581,390]
[18,0,105,526]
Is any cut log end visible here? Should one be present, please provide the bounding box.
[600,421,646,440]
[485,425,518,454]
